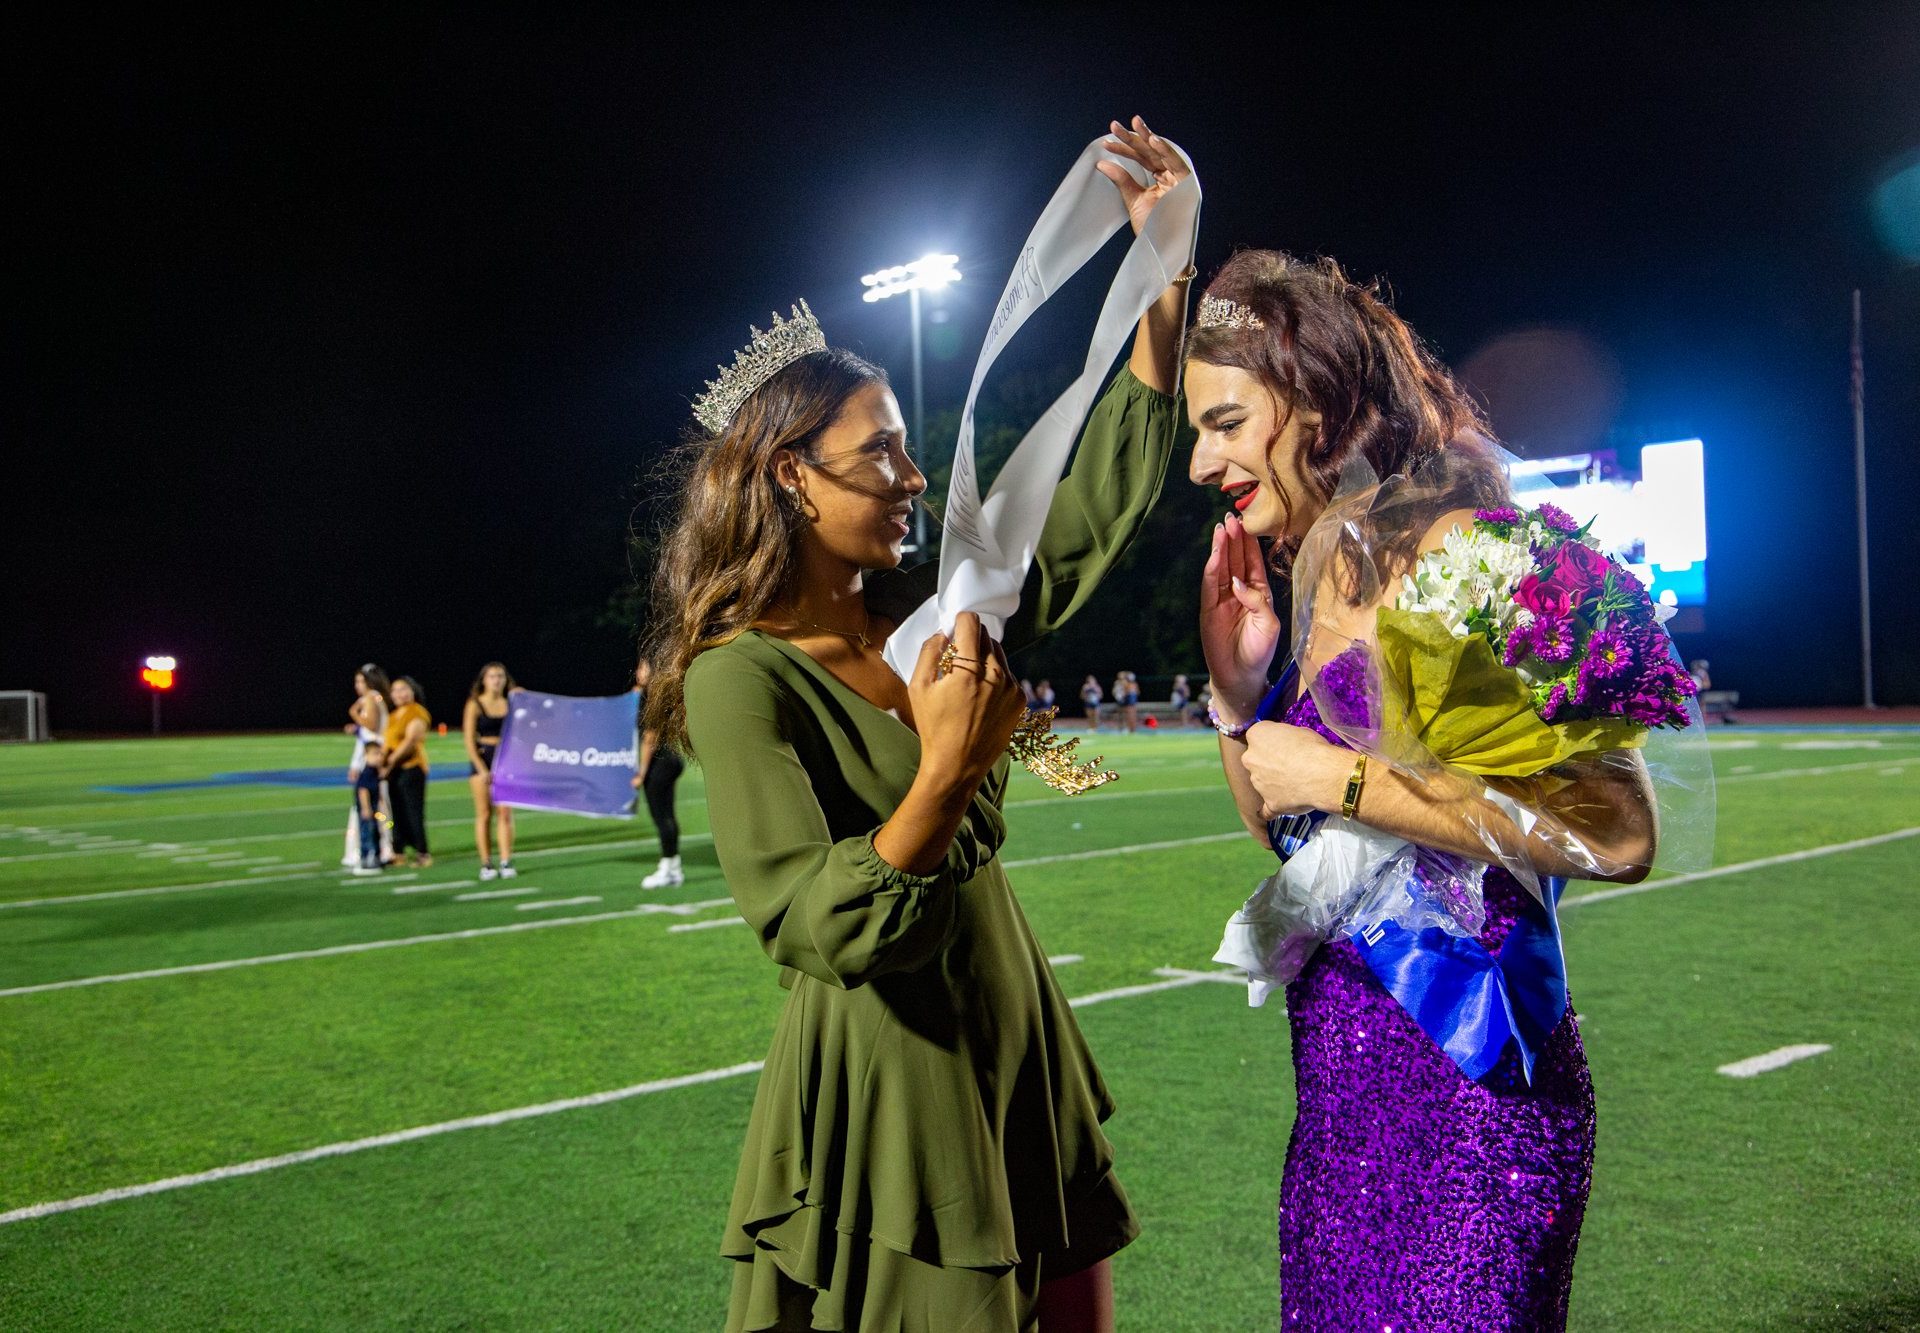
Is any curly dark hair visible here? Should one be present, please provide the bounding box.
[1184,250,1507,585]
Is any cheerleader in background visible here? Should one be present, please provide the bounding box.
[464,661,518,881]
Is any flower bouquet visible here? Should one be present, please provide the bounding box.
[1217,455,1712,1009]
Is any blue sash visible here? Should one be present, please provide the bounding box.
[1258,665,1570,1084]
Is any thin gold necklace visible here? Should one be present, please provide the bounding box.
[786,606,872,649]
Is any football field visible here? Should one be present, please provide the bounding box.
[1,728,1915,1330]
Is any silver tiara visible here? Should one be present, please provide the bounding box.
[1196,294,1264,331]
[691,300,828,435]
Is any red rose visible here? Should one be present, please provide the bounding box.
[1513,572,1574,619]
[1541,541,1611,600]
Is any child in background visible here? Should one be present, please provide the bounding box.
[352,741,387,876]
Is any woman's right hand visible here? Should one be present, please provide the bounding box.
[908,612,1025,792]
[1200,512,1284,721]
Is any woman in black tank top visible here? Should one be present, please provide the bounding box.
[465,661,518,880]
[633,657,686,889]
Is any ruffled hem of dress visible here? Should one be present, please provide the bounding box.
[723,1169,1138,1330]
[720,921,1134,1279]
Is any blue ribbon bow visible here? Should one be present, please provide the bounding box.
[1258,665,1570,1083]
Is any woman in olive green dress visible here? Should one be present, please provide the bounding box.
[646,120,1192,1332]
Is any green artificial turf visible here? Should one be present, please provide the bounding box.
[1,727,1916,1330]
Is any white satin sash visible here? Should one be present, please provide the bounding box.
[882,136,1202,675]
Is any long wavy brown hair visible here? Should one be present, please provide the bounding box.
[642,347,890,754]
[1184,250,1506,587]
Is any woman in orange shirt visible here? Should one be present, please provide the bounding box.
[380,675,433,868]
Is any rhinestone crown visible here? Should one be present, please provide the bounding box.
[692,300,828,435]
[1197,294,1265,331]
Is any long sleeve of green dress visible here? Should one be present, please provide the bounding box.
[867,364,1186,651]
[687,364,1180,1328]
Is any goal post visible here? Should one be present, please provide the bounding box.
[0,691,50,742]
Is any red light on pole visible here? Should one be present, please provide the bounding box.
[141,656,177,734]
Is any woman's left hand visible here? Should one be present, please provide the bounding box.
[1096,115,1189,237]
[1242,721,1348,819]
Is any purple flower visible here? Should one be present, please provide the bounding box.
[1584,628,1635,679]
[1541,681,1571,723]
[1534,502,1580,535]
[1475,505,1523,526]
[1531,616,1577,664]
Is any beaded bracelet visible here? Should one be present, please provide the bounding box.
[1206,701,1257,741]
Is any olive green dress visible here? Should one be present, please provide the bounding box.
[685,368,1182,1332]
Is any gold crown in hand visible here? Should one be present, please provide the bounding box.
[1008,707,1118,796]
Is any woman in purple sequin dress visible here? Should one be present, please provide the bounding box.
[1176,251,1657,1330]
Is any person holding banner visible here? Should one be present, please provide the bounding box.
[650,117,1196,1333]
[463,661,518,881]
[1177,250,1682,1328]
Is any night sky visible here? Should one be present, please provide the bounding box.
[9,6,1918,734]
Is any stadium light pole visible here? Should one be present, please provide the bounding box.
[860,253,961,554]
[141,656,177,735]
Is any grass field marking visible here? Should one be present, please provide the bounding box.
[513,896,602,911]
[0,959,1243,1228]
[0,868,363,911]
[1048,954,1085,966]
[1562,825,1920,910]
[1068,966,1244,1009]
[0,826,1250,915]
[251,861,319,874]
[0,898,738,998]
[390,880,477,895]
[1718,757,1913,783]
[454,888,536,901]
[1001,783,1226,810]
[1716,1044,1832,1078]
[667,916,745,934]
[0,1060,773,1228]
[1002,830,1248,869]
[0,840,154,863]
[656,835,1253,933]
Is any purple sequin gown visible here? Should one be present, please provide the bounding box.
[1277,687,1596,1331]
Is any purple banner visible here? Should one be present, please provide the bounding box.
[491,690,639,819]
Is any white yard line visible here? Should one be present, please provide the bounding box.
[0,898,739,998]
[1002,785,1223,810]
[1068,966,1244,1009]
[0,1061,771,1226]
[0,962,1243,1227]
[1562,826,1920,909]
[1718,758,1913,783]
[1,869,361,910]
[658,834,1254,936]
[1048,954,1084,966]
[0,781,1225,867]
[390,880,475,895]
[513,897,602,912]
[1002,831,1246,869]
[666,916,743,934]
[454,888,536,901]
[1717,1044,1832,1078]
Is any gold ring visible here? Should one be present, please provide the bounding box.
[937,645,984,675]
